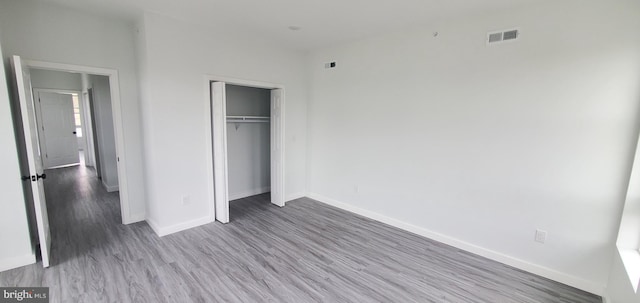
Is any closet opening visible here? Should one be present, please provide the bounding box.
[226,85,271,203]
[206,77,285,223]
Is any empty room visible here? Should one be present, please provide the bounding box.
[0,0,639,302]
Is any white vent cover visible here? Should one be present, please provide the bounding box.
[487,29,520,45]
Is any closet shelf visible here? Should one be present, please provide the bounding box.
[227,116,270,123]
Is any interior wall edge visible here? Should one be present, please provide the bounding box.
[102,181,119,193]
[126,212,146,225]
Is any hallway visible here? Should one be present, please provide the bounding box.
[0,166,600,302]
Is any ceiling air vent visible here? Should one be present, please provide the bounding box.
[488,32,503,43]
[487,29,520,45]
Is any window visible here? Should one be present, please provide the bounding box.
[72,94,82,137]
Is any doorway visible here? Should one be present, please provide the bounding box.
[30,77,119,193]
[10,56,133,267]
[205,76,285,223]
[32,89,82,169]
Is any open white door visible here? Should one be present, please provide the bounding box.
[11,56,51,267]
[35,91,80,168]
[270,89,285,207]
[211,82,229,223]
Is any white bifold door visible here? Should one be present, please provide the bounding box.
[11,56,51,267]
[36,91,80,168]
[211,82,230,223]
[270,88,284,207]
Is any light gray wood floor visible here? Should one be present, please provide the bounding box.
[0,165,601,303]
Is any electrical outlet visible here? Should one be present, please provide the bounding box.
[181,195,191,206]
[535,229,547,244]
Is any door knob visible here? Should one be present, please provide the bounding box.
[73,131,77,134]
[36,173,46,180]
[21,176,31,181]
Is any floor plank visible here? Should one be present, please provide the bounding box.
[0,165,601,303]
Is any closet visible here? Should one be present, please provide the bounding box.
[225,84,271,204]
[210,80,284,223]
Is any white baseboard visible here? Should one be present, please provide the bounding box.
[229,186,270,201]
[286,192,306,202]
[307,192,605,296]
[124,212,146,224]
[146,217,162,236]
[102,181,119,192]
[146,215,214,237]
[0,252,36,272]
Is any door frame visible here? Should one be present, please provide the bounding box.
[203,75,286,223]
[23,59,134,224]
[86,88,102,177]
[32,88,83,169]
[80,90,96,168]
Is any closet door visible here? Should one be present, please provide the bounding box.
[211,82,229,223]
[270,89,285,207]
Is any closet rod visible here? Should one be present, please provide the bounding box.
[226,115,270,123]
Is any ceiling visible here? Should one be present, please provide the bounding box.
[39,0,543,50]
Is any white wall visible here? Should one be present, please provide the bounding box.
[89,75,119,191]
[226,85,271,200]
[307,0,640,295]
[605,250,640,303]
[0,34,35,271]
[137,12,308,232]
[605,103,640,301]
[29,69,82,91]
[0,0,146,221]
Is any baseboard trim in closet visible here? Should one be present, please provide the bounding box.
[307,192,604,296]
[229,187,271,201]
